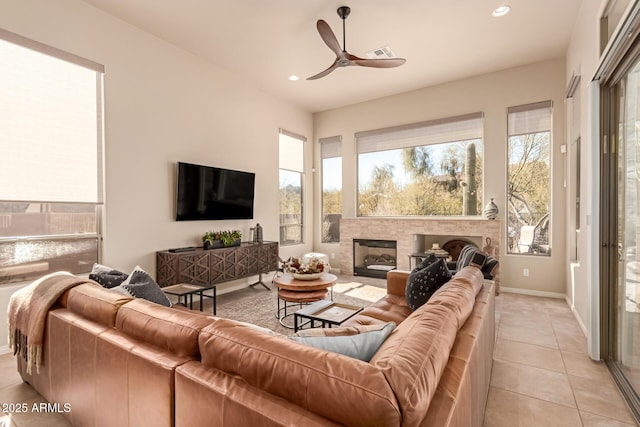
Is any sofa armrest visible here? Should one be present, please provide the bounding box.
[386,270,409,297]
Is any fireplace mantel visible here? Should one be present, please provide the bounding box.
[339,217,501,288]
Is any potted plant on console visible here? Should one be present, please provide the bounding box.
[203,230,242,249]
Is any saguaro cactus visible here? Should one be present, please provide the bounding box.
[463,143,477,215]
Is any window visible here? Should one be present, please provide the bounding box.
[279,130,305,245]
[355,113,483,216]
[320,136,342,243]
[0,30,104,284]
[507,101,552,256]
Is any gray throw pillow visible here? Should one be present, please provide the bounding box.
[406,258,451,311]
[121,266,171,307]
[288,322,396,361]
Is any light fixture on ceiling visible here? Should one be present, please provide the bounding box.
[288,75,300,81]
[492,5,511,17]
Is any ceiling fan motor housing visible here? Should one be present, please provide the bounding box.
[337,6,351,20]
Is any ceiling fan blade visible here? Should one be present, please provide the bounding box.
[316,19,343,57]
[306,60,340,80]
[352,58,407,68]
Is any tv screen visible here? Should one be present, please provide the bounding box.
[176,162,255,221]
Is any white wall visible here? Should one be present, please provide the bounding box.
[313,58,568,296]
[0,0,313,351]
[566,0,606,358]
[565,0,612,358]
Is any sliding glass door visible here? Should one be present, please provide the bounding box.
[614,58,640,397]
[601,33,640,419]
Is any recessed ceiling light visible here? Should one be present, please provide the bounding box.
[492,5,511,17]
[288,75,299,81]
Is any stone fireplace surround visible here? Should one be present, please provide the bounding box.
[339,217,501,287]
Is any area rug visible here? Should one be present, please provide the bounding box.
[212,280,388,335]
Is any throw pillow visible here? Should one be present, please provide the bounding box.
[89,263,129,289]
[406,258,452,311]
[456,244,477,271]
[121,266,171,307]
[482,256,499,279]
[288,322,396,362]
[468,250,488,269]
[411,253,438,273]
[109,285,133,296]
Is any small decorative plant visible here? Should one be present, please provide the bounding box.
[202,231,217,247]
[219,230,242,247]
[202,230,242,249]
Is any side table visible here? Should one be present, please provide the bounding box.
[273,273,338,328]
[162,283,217,315]
[293,299,363,332]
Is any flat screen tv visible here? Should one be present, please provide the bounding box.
[176,162,255,221]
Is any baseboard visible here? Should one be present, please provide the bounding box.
[0,345,10,355]
[500,286,566,299]
[570,302,589,336]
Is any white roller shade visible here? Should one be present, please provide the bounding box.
[279,129,305,173]
[0,31,104,203]
[320,135,342,159]
[356,112,483,154]
[507,101,553,137]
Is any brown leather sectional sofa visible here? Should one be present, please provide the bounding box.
[16,266,495,427]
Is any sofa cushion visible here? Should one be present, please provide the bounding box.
[371,303,459,427]
[351,294,412,325]
[288,322,395,361]
[371,268,482,427]
[198,319,402,426]
[406,258,451,311]
[115,299,215,357]
[64,283,133,327]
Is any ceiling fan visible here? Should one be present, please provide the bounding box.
[307,6,406,80]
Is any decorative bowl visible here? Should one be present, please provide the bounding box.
[291,272,323,281]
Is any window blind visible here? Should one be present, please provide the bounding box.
[320,135,342,159]
[507,101,553,137]
[279,129,305,173]
[355,112,483,154]
[0,30,104,203]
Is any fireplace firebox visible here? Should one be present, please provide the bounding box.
[353,239,397,279]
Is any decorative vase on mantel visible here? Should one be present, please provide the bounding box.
[483,198,499,220]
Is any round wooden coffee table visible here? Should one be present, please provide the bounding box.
[273,273,338,328]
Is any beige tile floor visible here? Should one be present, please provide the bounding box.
[485,292,639,427]
[0,289,638,426]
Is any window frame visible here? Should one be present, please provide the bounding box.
[0,30,104,284]
[278,129,306,246]
[506,100,553,256]
[320,135,342,244]
[355,113,484,217]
